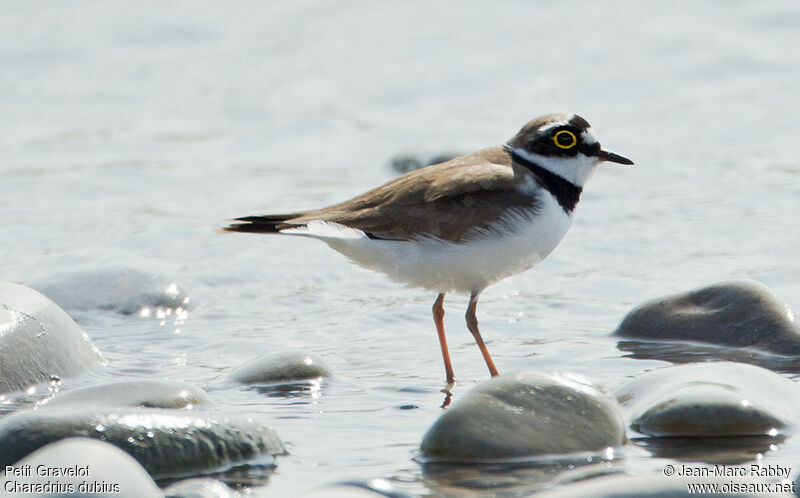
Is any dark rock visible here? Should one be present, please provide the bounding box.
[228,351,330,385]
[1,438,161,498]
[421,371,626,461]
[616,362,800,437]
[0,407,286,479]
[42,379,208,409]
[0,282,103,394]
[33,267,191,316]
[615,280,800,356]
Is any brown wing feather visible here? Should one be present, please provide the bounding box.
[286,146,539,242]
[320,189,541,241]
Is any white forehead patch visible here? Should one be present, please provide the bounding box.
[538,114,575,134]
[581,127,599,145]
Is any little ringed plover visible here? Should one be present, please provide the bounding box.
[223,113,633,386]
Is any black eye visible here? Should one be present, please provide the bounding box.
[553,130,577,149]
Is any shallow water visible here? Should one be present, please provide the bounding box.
[2,1,800,495]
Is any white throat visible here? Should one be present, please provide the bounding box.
[507,146,598,187]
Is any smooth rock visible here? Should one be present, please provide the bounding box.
[42,379,208,409]
[0,282,103,394]
[0,407,286,478]
[537,472,791,497]
[2,438,161,498]
[33,267,191,315]
[615,280,800,355]
[421,371,627,461]
[615,362,800,437]
[229,351,330,385]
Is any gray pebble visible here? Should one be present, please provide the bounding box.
[421,371,626,461]
[2,438,162,498]
[615,280,800,356]
[0,282,103,394]
[616,362,800,437]
[228,351,331,385]
[0,407,286,479]
[33,267,191,316]
[42,379,208,409]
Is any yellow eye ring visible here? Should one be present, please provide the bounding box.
[553,130,577,149]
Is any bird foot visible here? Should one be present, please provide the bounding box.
[440,380,455,408]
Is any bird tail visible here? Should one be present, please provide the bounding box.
[221,214,307,234]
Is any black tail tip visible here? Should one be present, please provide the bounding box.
[221,222,282,234]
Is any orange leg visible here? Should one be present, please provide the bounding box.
[433,293,455,385]
[466,291,499,377]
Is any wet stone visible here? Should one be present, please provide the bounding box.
[615,280,800,356]
[2,438,161,498]
[421,371,627,461]
[42,379,208,409]
[0,407,286,479]
[615,362,800,437]
[32,267,191,315]
[0,282,103,394]
[228,351,331,385]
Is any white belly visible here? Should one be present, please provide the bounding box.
[286,192,572,294]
